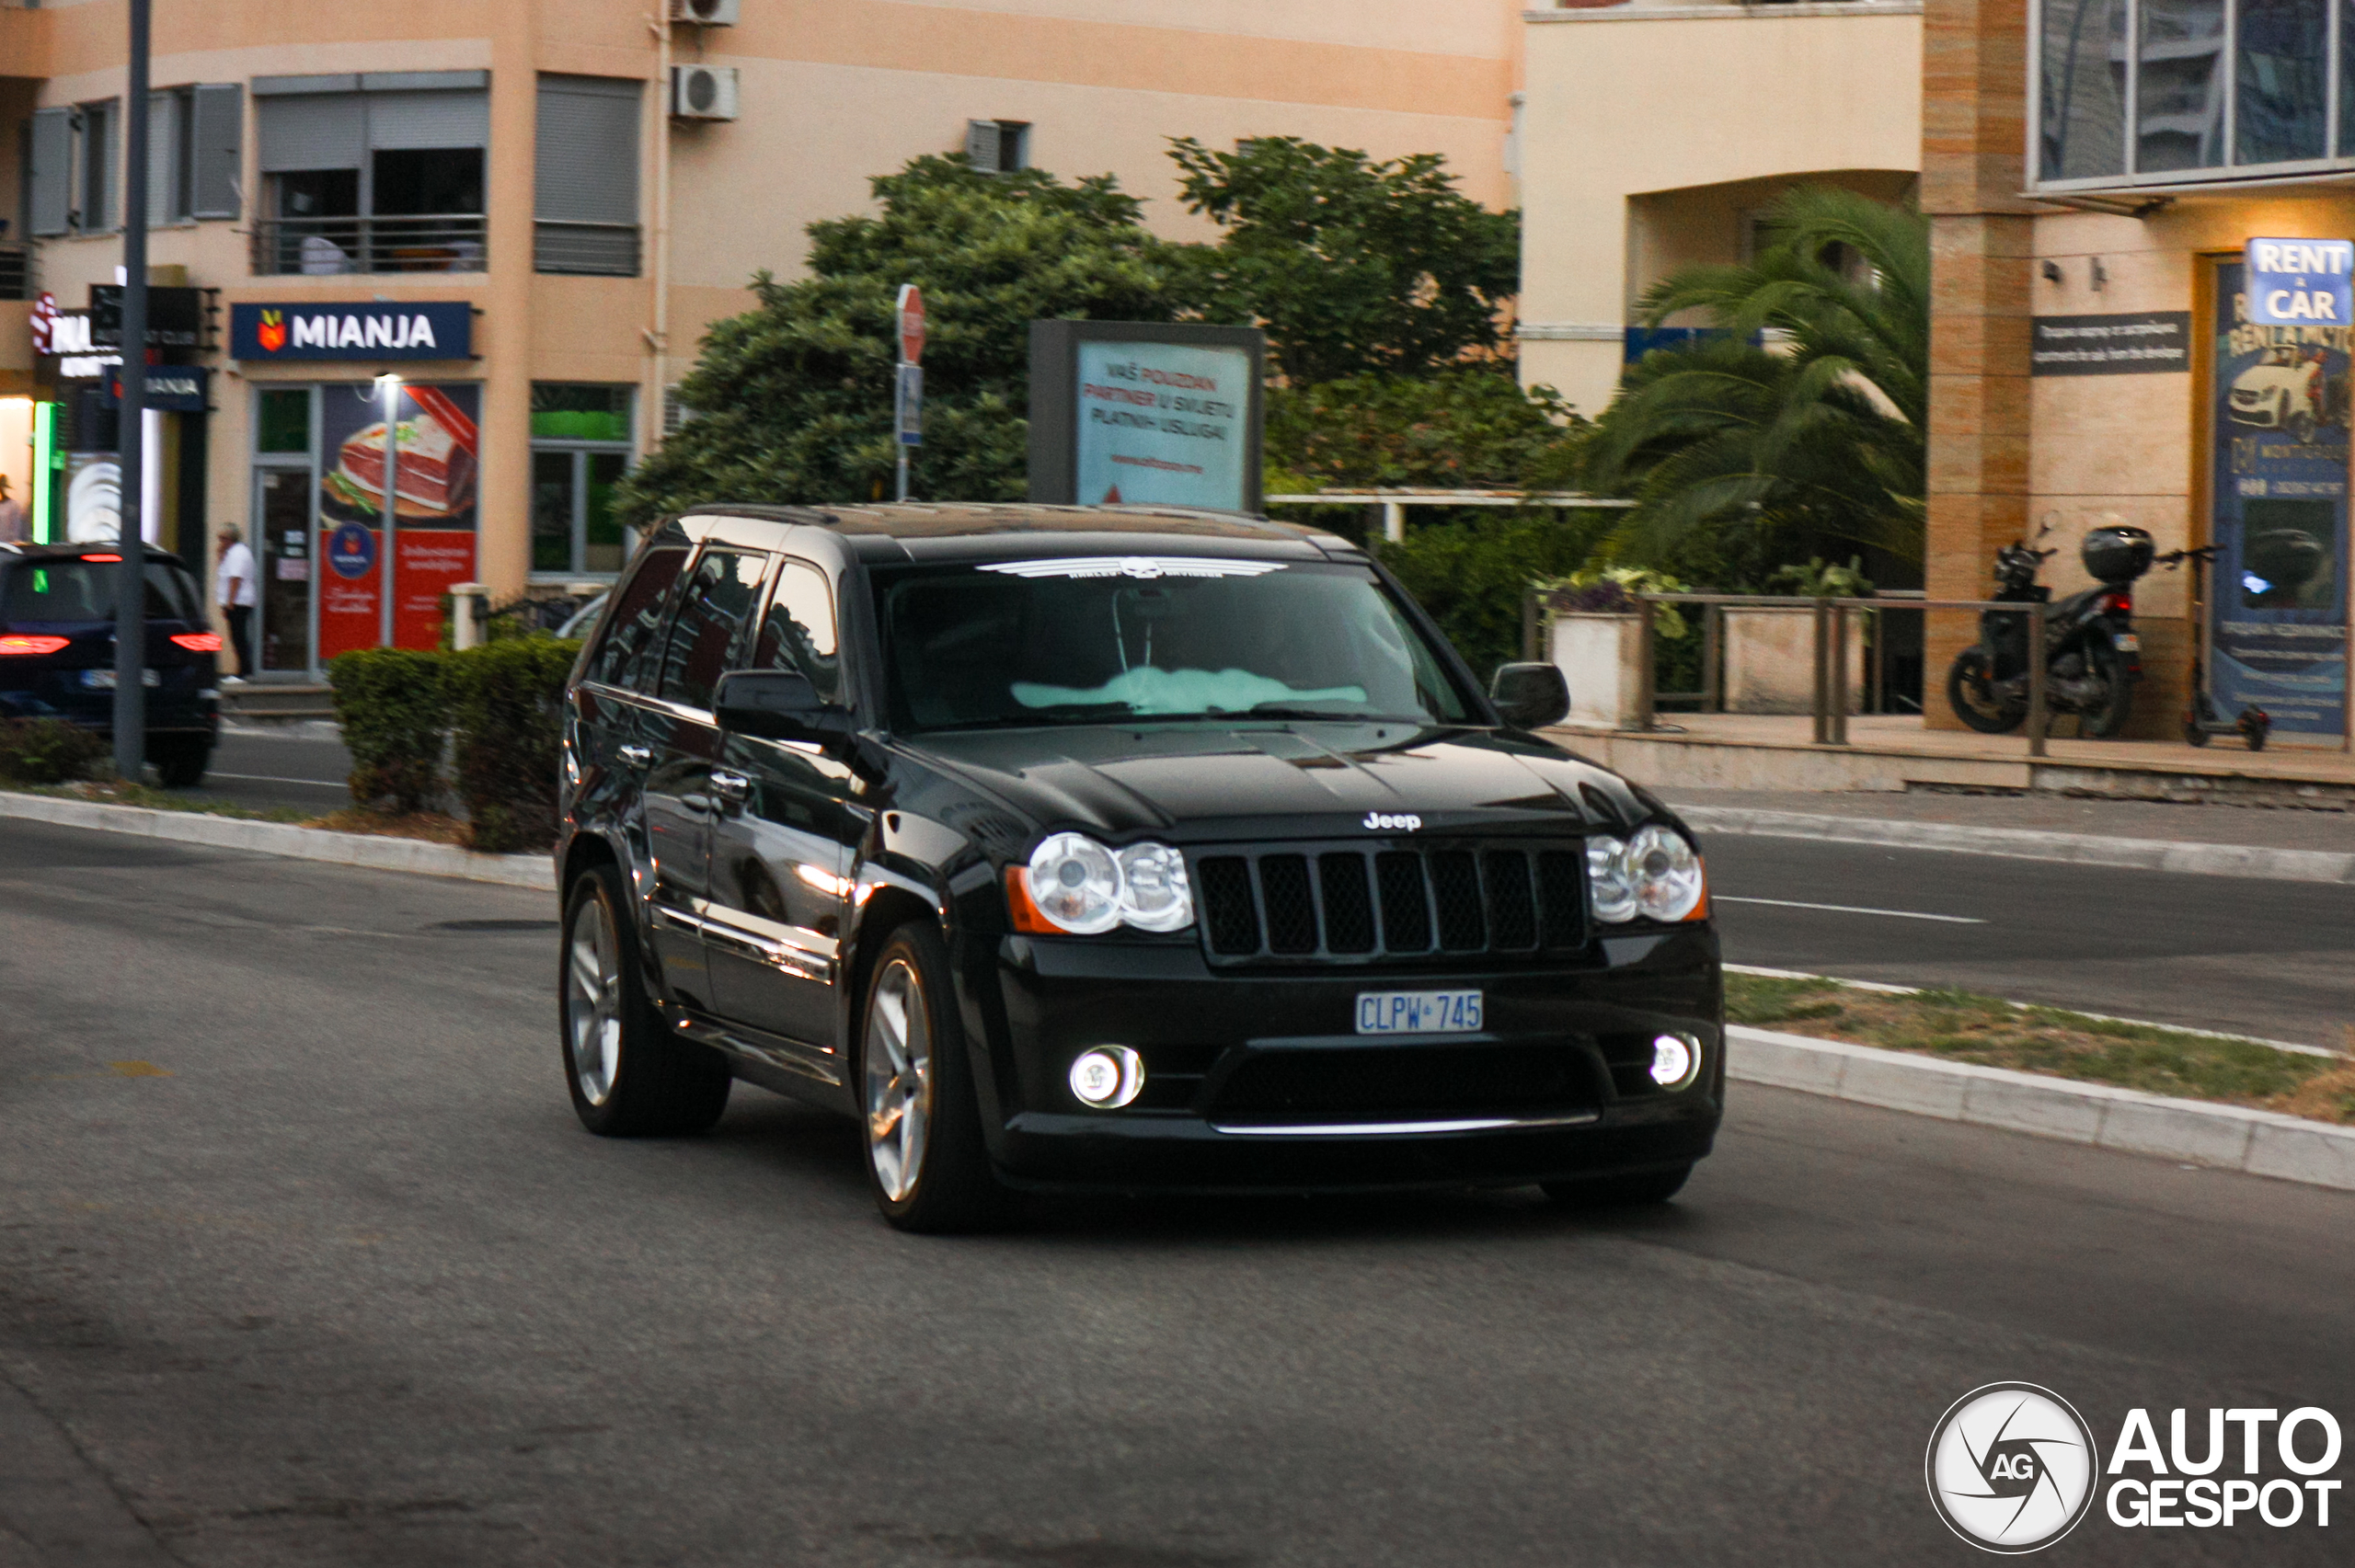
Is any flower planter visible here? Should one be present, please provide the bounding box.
[1548,611,1644,729]
[1723,604,1865,715]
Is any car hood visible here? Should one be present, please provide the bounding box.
[900,724,1659,843]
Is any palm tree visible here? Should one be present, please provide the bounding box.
[1578,187,1927,568]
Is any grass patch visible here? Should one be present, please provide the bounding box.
[13,779,313,823]
[1728,972,2355,1127]
[304,808,472,846]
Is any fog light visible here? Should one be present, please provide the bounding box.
[1649,1033,1700,1089]
[1068,1046,1144,1109]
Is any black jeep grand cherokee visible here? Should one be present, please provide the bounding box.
[556,504,1720,1231]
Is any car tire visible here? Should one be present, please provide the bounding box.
[856,920,1018,1234]
[1542,1163,1693,1208]
[560,863,730,1138]
[151,738,210,789]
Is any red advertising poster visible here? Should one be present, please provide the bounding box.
[316,383,480,660]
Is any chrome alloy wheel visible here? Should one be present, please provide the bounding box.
[566,895,624,1106]
[863,957,934,1202]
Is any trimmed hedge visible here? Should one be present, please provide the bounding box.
[448,638,579,853]
[0,718,109,784]
[327,637,580,851]
[327,648,450,814]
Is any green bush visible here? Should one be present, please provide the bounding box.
[327,648,450,814]
[0,718,109,784]
[1378,511,1615,682]
[447,636,580,854]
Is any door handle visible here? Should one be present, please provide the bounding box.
[616,743,652,767]
[710,769,750,802]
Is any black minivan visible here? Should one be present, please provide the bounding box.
[0,544,220,784]
[556,505,1721,1231]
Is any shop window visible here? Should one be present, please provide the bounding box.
[256,389,312,454]
[531,384,634,578]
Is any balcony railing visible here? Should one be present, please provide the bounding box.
[0,244,28,302]
[534,221,640,277]
[250,216,488,277]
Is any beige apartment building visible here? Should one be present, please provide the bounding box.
[2,0,1524,673]
[1515,0,1923,421]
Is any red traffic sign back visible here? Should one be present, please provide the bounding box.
[897,284,925,365]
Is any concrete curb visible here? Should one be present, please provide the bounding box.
[0,791,555,890]
[1728,1024,2355,1192]
[1681,805,2355,885]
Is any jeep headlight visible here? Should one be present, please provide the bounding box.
[1587,825,1705,923]
[1017,833,1194,935]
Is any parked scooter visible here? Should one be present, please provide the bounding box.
[2157,544,2270,751]
[1946,519,2153,738]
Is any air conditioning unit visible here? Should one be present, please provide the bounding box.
[672,65,740,122]
[670,0,739,24]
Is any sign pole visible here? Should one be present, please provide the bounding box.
[895,284,925,502]
[112,0,152,780]
[378,375,400,647]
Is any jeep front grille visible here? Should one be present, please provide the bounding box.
[1190,841,1588,966]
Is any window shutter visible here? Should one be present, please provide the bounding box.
[146,93,177,228]
[29,107,71,235]
[190,84,244,219]
[534,76,640,224]
[365,89,489,151]
[965,120,1002,172]
[91,100,121,232]
[257,93,363,172]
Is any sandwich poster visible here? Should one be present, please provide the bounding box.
[316,383,481,660]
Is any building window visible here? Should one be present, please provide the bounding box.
[2034,0,2347,187]
[251,73,489,275]
[531,384,634,578]
[535,75,642,276]
[965,120,1030,173]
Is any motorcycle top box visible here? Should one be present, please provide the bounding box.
[2081,525,2155,586]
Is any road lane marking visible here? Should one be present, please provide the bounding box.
[1715,896,1985,924]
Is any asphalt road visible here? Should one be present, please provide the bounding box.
[2,818,2349,1566]
[1698,834,2355,1046]
[175,729,356,816]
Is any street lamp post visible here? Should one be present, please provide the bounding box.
[377,373,401,647]
[112,0,152,779]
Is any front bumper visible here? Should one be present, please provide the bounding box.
[967,926,1724,1194]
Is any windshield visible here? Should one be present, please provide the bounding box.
[875,557,1476,732]
[1,559,204,625]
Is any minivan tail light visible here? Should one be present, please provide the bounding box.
[0,635,72,656]
[169,632,224,652]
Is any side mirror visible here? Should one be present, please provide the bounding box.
[713,669,850,744]
[1490,661,1570,730]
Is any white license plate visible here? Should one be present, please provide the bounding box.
[81,669,161,689]
[1355,990,1484,1036]
[2112,633,2141,652]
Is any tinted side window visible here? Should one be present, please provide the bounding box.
[0,561,201,624]
[587,546,686,691]
[751,559,842,705]
[656,548,768,711]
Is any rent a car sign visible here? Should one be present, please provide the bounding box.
[2245,238,2355,326]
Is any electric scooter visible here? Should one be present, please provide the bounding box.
[2157,544,2270,751]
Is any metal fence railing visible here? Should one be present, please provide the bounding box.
[1629,592,2056,754]
[249,216,488,276]
[533,220,640,277]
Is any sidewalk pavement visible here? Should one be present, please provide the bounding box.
[1660,786,2355,883]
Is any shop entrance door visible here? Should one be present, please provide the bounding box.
[253,464,316,674]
